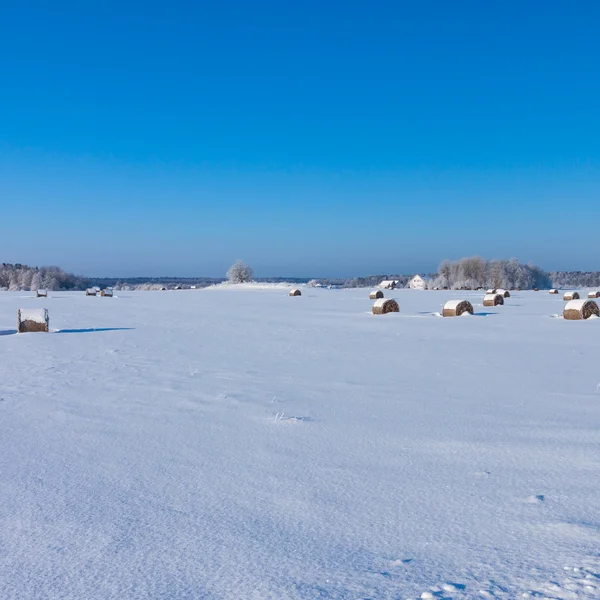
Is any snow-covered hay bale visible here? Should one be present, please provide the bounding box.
[372,298,399,315]
[563,299,599,320]
[563,291,580,301]
[17,308,49,333]
[442,300,474,317]
[289,289,302,297]
[486,288,496,294]
[369,290,384,300]
[534,288,539,292]
[101,289,113,297]
[587,290,600,298]
[496,289,510,298]
[549,289,559,294]
[36,289,47,298]
[85,288,97,296]
[483,293,504,307]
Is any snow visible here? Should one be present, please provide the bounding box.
[0,288,599,599]
[17,307,48,323]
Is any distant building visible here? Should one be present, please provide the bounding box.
[409,275,427,290]
[379,280,400,290]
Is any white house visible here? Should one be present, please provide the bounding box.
[409,275,427,290]
[379,280,400,290]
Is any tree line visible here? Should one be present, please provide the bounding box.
[1,260,599,291]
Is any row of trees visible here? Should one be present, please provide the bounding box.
[549,271,600,289]
[433,257,551,290]
[1,260,597,292]
[0,264,83,291]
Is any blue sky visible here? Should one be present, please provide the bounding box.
[1,1,599,277]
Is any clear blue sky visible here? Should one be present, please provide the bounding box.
[1,1,599,277]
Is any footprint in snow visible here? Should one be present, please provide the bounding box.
[523,494,545,504]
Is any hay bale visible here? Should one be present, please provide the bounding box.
[563,291,580,301]
[534,288,539,292]
[587,291,600,298]
[486,288,497,294]
[101,289,113,297]
[36,289,47,298]
[549,289,559,294]
[86,288,97,296]
[496,288,510,298]
[17,308,49,333]
[289,289,302,297]
[483,293,504,307]
[442,299,474,317]
[563,299,600,320]
[369,290,384,300]
[372,298,399,314]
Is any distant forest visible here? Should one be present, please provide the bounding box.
[1,261,599,291]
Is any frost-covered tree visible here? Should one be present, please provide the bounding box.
[227,260,253,284]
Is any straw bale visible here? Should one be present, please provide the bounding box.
[483,293,504,307]
[563,299,599,320]
[372,298,399,314]
[17,308,49,333]
[442,300,474,317]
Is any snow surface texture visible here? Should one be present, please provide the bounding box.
[0,288,599,600]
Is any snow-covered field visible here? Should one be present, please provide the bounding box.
[0,287,598,599]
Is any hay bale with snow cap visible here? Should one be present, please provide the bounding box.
[369,290,384,300]
[563,299,599,320]
[101,289,113,297]
[289,289,302,297]
[563,291,580,301]
[483,293,504,307]
[442,300,474,317]
[36,289,47,298]
[549,289,559,294]
[496,289,510,298]
[86,288,97,296]
[17,308,49,333]
[587,291,600,298]
[486,288,497,294]
[372,298,399,315]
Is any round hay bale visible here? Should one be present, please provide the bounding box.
[289,289,302,297]
[17,308,49,333]
[369,290,384,300]
[563,291,580,301]
[372,298,399,315]
[36,289,47,298]
[549,289,559,294]
[496,289,510,298]
[85,288,97,296]
[563,299,600,320]
[486,288,497,294]
[534,288,539,292]
[101,289,113,297]
[587,290,600,298]
[442,299,474,317]
[483,293,504,307]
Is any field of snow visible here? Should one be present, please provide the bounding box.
[0,286,598,599]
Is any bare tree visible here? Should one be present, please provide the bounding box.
[227,260,253,284]
[438,260,452,289]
